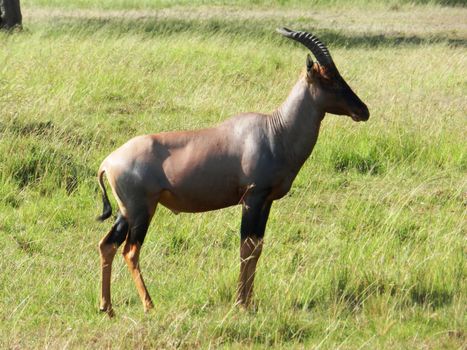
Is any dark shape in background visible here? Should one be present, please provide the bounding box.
[0,0,22,30]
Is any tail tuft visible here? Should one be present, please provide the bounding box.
[96,168,112,221]
[97,193,112,221]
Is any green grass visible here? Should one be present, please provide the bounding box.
[1,1,466,349]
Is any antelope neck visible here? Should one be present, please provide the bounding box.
[268,77,325,171]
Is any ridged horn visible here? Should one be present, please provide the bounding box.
[276,27,336,71]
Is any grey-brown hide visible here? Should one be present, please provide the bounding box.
[97,28,369,315]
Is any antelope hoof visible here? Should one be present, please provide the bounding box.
[238,301,258,313]
[99,305,115,318]
[236,295,258,311]
[235,297,250,309]
[144,301,154,313]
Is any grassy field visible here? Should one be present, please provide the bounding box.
[1,1,466,348]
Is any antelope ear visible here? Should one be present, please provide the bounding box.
[306,54,313,72]
[306,54,318,82]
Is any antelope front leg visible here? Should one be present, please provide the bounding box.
[236,195,272,308]
[237,237,263,307]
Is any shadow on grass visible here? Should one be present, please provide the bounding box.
[410,285,454,309]
[333,268,455,311]
[37,16,467,48]
[414,0,465,4]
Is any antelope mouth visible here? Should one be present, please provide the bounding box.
[350,110,370,122]
[350,104,370,122]
[351,114,364,122]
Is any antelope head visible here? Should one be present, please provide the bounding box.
[277,27,370,122]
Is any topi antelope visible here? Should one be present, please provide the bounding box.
[96,27,369,316]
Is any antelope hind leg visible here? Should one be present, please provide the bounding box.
[98,214,129,316]
[122,211,154,312]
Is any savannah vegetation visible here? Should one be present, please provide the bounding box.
[0,0,465,348]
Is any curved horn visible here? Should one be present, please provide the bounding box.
[276,27,336,71]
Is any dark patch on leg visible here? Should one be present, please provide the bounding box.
[240,197,272,240]
[103,214,129,246]
[127,212,150,245]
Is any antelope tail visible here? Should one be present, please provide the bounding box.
[97,167,112,221]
